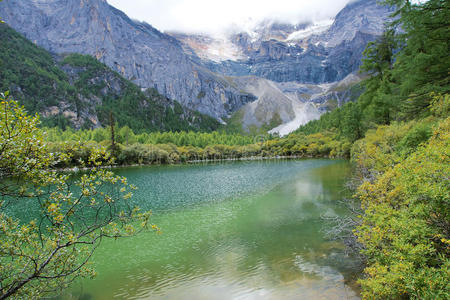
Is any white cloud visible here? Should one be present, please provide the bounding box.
[107,0,353,35]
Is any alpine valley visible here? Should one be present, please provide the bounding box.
[0,0,393,134]
[1,1,449,299]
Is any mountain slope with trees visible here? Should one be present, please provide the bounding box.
[295,0,449,298]
[295,0,449,140]
[0,0,395,132]
[0,24,220,132]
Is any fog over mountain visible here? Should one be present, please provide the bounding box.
[0,0,394,134]
[107,0,353,36]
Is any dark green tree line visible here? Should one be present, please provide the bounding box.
[296,0,449,140]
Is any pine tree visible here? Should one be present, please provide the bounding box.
[383,0,450,117]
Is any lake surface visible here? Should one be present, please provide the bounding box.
[68,159,360,300]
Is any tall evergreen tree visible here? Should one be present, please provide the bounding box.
[384,0,450,117]
[360,29,397,125]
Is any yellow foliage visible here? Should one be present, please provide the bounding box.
[355,116,450,299]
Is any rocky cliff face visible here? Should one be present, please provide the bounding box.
[0,0,253,120]
[0,23,220,131]
[226,73,364,135]
[169,0,393,133]
[311,0,395,48]
[175,0,393,85]
[0,0,393,134]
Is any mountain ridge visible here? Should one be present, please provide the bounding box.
[0,23,220,132]
[174,0,393,84]
[0,0,254,120]
[0,0,393,133]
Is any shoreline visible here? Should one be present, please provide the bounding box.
[58,154,344,172]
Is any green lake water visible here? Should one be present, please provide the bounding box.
[67,159,360,300]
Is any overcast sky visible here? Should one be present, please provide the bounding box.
[107,0,354,35]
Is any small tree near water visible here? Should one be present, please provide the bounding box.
[0,92,158,299]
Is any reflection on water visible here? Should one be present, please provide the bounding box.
[66,159,360,300]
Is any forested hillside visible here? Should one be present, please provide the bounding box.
[294,0,449,298]
[0,24,220,132]
[296,0,449,140]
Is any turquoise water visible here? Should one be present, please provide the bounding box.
[67,159,360,299]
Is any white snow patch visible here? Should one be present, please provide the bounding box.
[286,19,333,41]
[269,101,321,136]
[203,36,245,62]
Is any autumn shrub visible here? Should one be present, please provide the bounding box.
[396,119,433,157]
[0,94,155,299]
[355,117,450,299]
[351,122,413,178]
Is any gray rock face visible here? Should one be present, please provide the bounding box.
[0,0,393,133]
[229,73,364,134]
[312,0,395,48]
[0,0,253,120]
[167,0,393,133]
[205,32,375,84]
[176,0,393,84]
[232,77,298,129]
[277,73,366,112]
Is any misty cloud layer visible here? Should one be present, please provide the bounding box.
[107,0,353,35]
